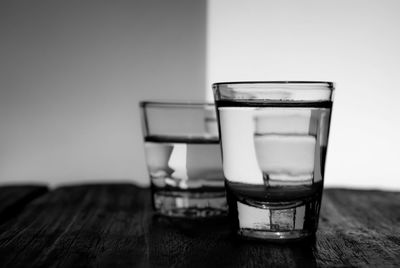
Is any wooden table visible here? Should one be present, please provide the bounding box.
[0,184,399,267]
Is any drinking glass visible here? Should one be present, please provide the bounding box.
[213,81,334,240]
[140,101,227,217]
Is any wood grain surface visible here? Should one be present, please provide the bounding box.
[0,184,399,267]
[0,185,47,225]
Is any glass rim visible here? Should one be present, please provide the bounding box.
[213,81,334,102]
[140,100,214,108]
[212,81,334,89]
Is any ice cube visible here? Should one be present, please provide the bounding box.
[237,201,270,230]
[218,108,263,184]
[145,142,174,175]
[294,205,305,230]
[168,143,188,180]
[254,109,312,135]
[271,208,295,231]
[254,134,316,175]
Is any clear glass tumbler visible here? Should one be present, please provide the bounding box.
[213,81,334,240]
[140,101,227,218]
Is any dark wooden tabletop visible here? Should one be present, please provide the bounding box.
[0,184,399,267]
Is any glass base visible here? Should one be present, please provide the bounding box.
[238,229,314,241]
[153,190,227,218]
[227,192,321,241]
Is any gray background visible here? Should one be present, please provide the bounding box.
[0,0,206,186]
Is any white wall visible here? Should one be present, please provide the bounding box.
[207,0,400,190]
[0,0,206,186]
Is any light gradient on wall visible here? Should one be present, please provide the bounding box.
[0,0,206,186]
[207,0,400,190]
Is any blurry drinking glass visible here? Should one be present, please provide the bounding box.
[140,101,227,218]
